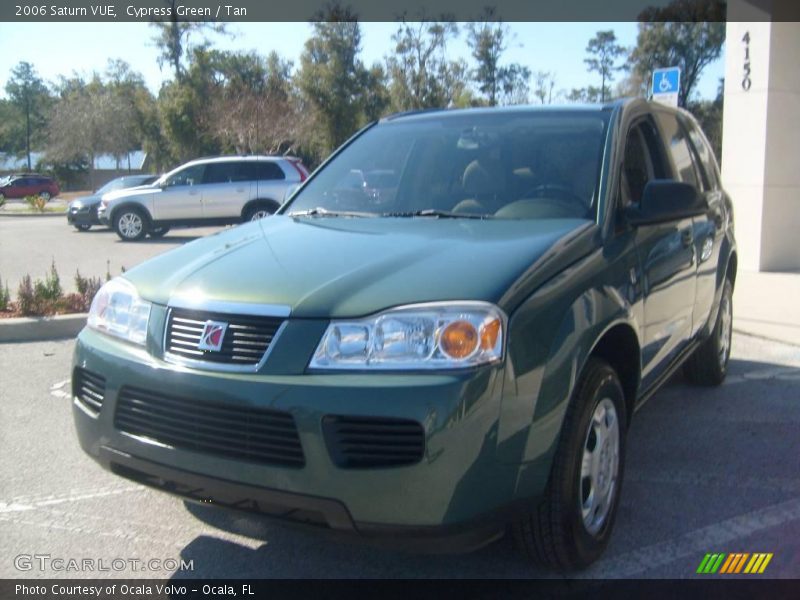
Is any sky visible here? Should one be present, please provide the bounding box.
[0,21,724,102]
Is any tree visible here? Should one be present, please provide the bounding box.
[387,17,467,111]
[584,30,626,103]
[296,10,384,158]
[5,62,51,171]
[628,0,726,107]
[687,78,724,160]
[156,48,222,164]
[565,86,604,104]
[206,50,301,155]
[149,3,228,81]
[48,76,133,188]
[466,9,530,106]
[104,60,155,168]
[532,71,556,104]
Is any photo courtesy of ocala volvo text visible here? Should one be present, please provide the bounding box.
[72,98,736,570]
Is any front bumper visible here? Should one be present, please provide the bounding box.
[67,206,101,226]
[72,321,526,548]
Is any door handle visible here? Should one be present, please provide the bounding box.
[235,187,246,193]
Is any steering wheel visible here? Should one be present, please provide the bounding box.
[518,184,590,218]
[524,184,585,204]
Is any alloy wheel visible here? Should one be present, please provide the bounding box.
[118,212,143,239]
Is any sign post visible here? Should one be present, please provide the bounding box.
[652,67,681,107]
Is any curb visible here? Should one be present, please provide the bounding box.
[0,211,67,218]
[0,313,87,343]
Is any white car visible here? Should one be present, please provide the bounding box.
[98,155,309,241]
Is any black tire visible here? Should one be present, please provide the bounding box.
[74,224,91,232]
[149,226,171,238]
[512,358,627,571]
[113,207,149,242]
[40,191,51,201]
[684,278,733,386]
[243,202,278,222]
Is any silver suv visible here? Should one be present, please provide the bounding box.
[98,156,308,241]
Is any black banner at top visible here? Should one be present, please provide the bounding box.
[1,0,798,23]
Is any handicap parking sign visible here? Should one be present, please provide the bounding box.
[652,67,680,107]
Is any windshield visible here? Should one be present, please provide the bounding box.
[286,110,610,220]
[96,175,155,194]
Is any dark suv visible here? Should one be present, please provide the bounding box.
[72,99,735,570]
[0,174,60,201]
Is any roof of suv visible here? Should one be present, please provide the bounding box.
[182,155,295,168]
[381,101,625,124]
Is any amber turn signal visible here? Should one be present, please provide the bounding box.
[440,320,479,359]
[480,318,501,351]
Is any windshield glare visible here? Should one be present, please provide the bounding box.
[286,111,609,220]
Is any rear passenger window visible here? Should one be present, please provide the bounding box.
[204,163,241,184]
[248,162,285,181]
[655,112,700,189]
[684,118,719,190]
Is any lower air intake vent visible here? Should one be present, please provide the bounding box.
[115,386,305,468]
[73,368,106,415]
[322,415,425,469]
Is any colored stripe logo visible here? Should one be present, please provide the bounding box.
[697,553,773,574]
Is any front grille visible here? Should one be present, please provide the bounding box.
[322,415,425,468]
[165,308,284,367]
[73,368,106,415]
[114,386,305,468]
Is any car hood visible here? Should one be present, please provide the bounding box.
[103,186,160,203]
[125,215,595,318]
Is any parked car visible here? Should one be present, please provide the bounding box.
[97,156,309,241]
[73,99,736,570]
[0,174,59,201]
[67,175,159,231]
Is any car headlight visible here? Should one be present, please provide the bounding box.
[87,278,151,345]
[310,302,505,370]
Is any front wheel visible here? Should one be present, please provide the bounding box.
[243,203,277,222]
[684,278,733,386]
[113,208,148,242]
[40,191,51,201]
[512,358,627,571]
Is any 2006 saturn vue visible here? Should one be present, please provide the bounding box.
[72,99,736,570]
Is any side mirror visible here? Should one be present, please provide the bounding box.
[625,180,707,225]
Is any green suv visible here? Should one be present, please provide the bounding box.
[72,99,736,570]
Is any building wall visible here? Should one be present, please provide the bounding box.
[722,10,800,271]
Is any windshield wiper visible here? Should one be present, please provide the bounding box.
[288,207,377,218]
[382,209,491,219]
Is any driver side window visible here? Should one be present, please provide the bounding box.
[165,164,205,187]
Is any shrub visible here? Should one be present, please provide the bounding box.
[0,275,10,311]
[25,195,47,213]
[75,269,103,310]
[0,195,5,209]
[33,260,62,302]
[17,275,36,315]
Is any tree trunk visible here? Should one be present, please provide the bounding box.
[25,97,31,171]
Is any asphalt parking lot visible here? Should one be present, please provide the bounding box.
[1,333,798,579]
[0,216,228,294]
